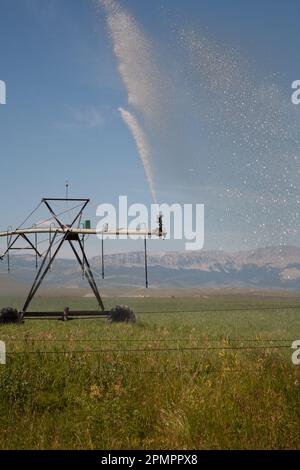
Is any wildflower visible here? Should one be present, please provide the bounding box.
[90,384,102,400]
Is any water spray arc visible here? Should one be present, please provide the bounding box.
[119,107,157,204]
[100,0,160,203]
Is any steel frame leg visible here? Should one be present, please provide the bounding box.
[68,239,105,311]
[22,232,61,312]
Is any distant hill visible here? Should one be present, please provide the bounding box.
[1,246,300,290]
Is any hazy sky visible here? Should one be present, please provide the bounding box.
[0,0,300,255]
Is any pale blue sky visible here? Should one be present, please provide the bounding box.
[0,0,300,254]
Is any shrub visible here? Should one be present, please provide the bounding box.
[0,307,23,324]
[108,305,136,323]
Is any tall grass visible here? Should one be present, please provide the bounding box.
[0,295,300,449]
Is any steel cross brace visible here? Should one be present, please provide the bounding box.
[1,233,42,258]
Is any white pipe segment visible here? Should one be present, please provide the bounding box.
[0,227,166,238]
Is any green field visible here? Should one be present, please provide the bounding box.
[1,292,300,450]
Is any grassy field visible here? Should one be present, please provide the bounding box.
[0,291,300,450]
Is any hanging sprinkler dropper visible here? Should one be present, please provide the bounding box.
[65,180,69,201]
[158,212,164,238]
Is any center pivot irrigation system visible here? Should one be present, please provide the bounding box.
[0,197,165,320]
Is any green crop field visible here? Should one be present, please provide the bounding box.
[1,292,300,450]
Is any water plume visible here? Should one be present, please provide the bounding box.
[119,107,157,204]
[100,0,165,124]
[180,29,300,246]
[100,0,168,203]
[99,1,300,248]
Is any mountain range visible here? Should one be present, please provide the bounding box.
[1,245,300,290]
